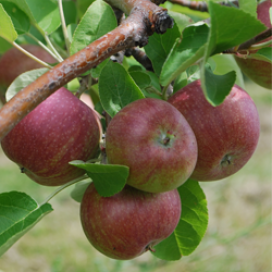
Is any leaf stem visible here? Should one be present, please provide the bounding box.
[58,0,71,55]
[44,35,64,62]
[26,33,60,62]
[40,175,89,206]
[12,42,53,69]
[249,39,272,51]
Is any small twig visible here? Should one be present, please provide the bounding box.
[169,0,239,12]
[126,48,153,71]
[223,27,272,53]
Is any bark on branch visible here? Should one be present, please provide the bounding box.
[0,0,173,142]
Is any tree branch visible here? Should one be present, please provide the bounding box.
[0,0,173,142]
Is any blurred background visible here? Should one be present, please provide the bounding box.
[0,79,271,272]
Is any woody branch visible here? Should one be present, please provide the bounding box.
[0,0,173,142]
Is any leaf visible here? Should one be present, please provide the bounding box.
[129,71,151,91]
[0,4,18,42]
[0,191,53,257]
[70,0,117,55]
[98,61,144,117]
[69,161,129,197]
[91,58,110,78]
[202,67,236,106]
[6,68,48,101]
[0,1,30,35]
[70,179,92,203]
[152,179,208,260]
[247,47,272,62]
[160,23,209,87]
[211,54,245,88]
[76,0,96,18]
[207,2,266,56]
[168,10,194,35]
[144,22,180,76]
[238,0,257,18]
[6,0,61,35]
[63,0,77,25]
[0,37,12,53]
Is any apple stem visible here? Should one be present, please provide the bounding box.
[147,245,156,252]
[39,175,89,206]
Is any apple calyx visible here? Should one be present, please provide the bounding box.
[220,154,233,167]
[158,131,175,148]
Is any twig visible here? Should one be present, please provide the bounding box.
[169,0,239,12]
[125,47,153,71]
[0,0,173,141]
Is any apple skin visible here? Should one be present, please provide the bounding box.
[234,0,272,90]
[80,183,181,260]
[168,80,260,181]
[106,98,198,193]
[0,44,56,90]
[1,87,101,186]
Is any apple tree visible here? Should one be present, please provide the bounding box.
[0,0,271,263]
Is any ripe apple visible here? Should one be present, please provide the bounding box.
[1,87,101,186]
[0,44,56,92]
[80,183,181,260]
[234,0,272,89]
[106,98,198,193]
[168,80,260,181]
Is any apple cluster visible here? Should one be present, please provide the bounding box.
[0,40,261,261]
[80,79,259,260]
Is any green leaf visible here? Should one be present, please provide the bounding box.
[207,2,266,56]
[76,0,96,18]
[0,191,53,257]
[5,0,61,34]
[70,0,117,55]
[98,61,144,117]
[91,58,110,78]
[160,23,209,87]
[173,72,187,93]
[70,179,92,203]
[129,71,151,90]
[63,0,77,25]
[69,161,129,197]
[238,0,257,18]
[0,1,30,35]
[0,4,18,42]
[152,179,208,260]
[168,10,194,35]
[248,47,272,62]
[202,67,236,106]
[211,54,245,88]
[6,68,48,101]
[0,36,12,53]
[144,22,180,76]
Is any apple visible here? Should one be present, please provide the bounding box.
[234,0,272,89]
[0,44,56,95]
[1,87,101,186]
[168,80,260,181]
[106,98,198,193]
[80,183,181,260]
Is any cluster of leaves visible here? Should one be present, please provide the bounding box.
[0,0,270,262]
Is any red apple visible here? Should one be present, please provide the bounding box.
[0,44,56,91]
[80,183,181,260]
[235,0,272,89]
[1,87,101,186]
[168,80,260,181]
[106,98,198,193]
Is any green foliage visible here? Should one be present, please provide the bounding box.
[0,191,53,257]
[70,161,129,197]
[152,179,208,260]
[0,0,269,263]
